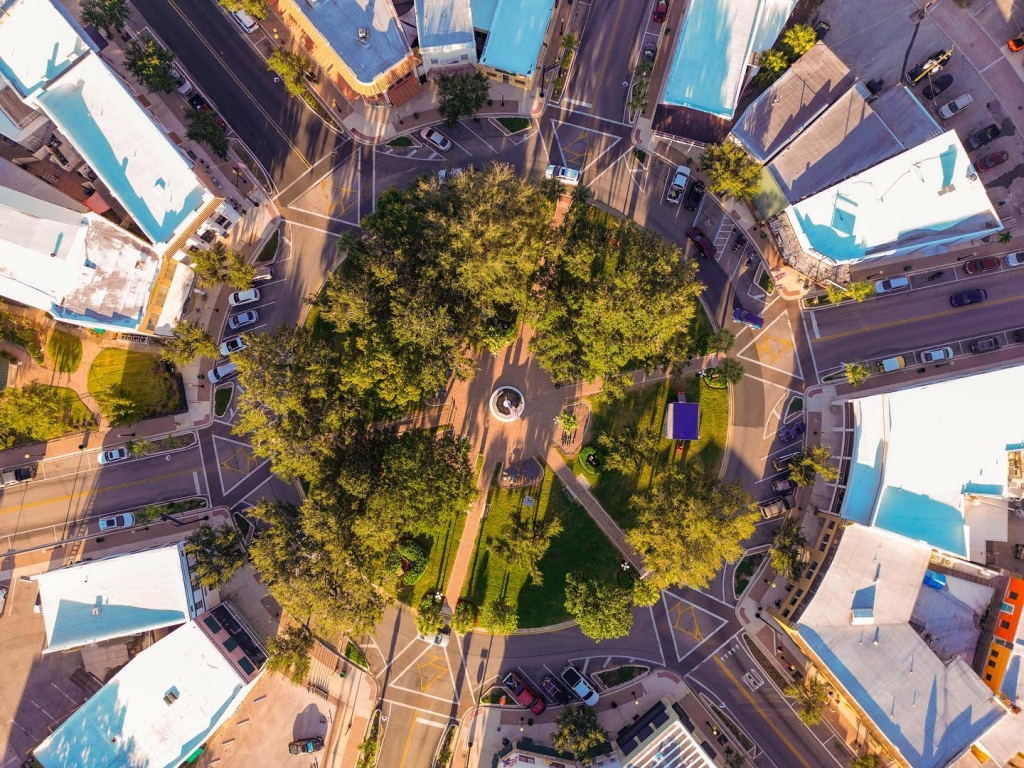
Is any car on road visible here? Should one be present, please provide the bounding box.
[545,164,581,186]
[228,309,259,330]
[288,737,324,755]
[975,151,1009,172]
[228,288,260,307]
[938,93,972,119]
[419,126,452,152]
[919,347,953,363]
[922,74,953,100]
[772,452,800,472]
[220,337,247,356]
[503,671,546,715]
[772,477,796,494]
[731,308,763,329]
[98,513,135,532]
[561,663,599,706]
[98,447,128,465]
[950,288,987,307]
[643,42,657,64]
[685,227,717,259]
[1010,34,1024,52]
[969,336,1001,353]
[652,0,668,23]
[1006,252,1024,268]
[684,179,705,211]
[874,276,909,293]
[778,421,806,444]
[0,466,33,487]
[963,256,1000,275]
[967,124,1001,151]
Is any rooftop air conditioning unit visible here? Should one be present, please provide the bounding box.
[358,28,369,44]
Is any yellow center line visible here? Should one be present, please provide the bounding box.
[714,656,811,768]
[0,467,202,515]
[812,292,1024,343]
[166,0,312,168]
[398,710,419,767]
[589,0,630,110]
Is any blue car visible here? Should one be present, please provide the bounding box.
[732,308,763,329]
[778,421,806,444]
[950,289,987,308]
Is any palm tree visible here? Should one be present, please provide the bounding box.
[705,328,736,354]
[80,0,129,38]
[571,183,592,209]
[715,358,746,385]
[780,24,817,58]
[999,230,1013,244]
[844,361,870,387]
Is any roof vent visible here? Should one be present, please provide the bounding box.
[358,28,369,44]
[163,688,179,706]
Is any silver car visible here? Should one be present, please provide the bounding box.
[419,126,452,152]
[919,347,953,363]
[545,165,581,186]
[98,513,135,532]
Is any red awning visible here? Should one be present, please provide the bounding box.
[386,75,423,107]
[83,190,111,214]
[426,63,479,81]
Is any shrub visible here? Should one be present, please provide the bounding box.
[480,597,518,635]
[417,592,446,636]
[398,539,429,585]
[578,446,600,475]
[451,600,476,633]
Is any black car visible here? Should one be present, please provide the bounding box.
[814,20,830,40]
[922,74,954,100]
[288,737,324,755]
[967,124,1001,151]
[684,180,705,211]
[1014,329,1024,343]
[969,336,1000,353]
[950,288,987,307]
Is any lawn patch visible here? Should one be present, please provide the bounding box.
[757,269,775,294]
[397,507,467,608]
[460,464,622,628]
[256,229,279,263]
[733,552,764,598]
[344,638,369,669]
[593,664,648,689]
[214,385,233,417]
[46,330,82,373]
[388,136,413,147]
[233,512,251,538]
[497,117,530,133]
[88,348,181,421]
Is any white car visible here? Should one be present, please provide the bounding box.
[97,447,128,464]
[874,276,910,293]
[228,310,258,330]
[419,126,452,152]
[437,167,464,182]
[545,164,581,186]
[919,347,953,363]
[938,93,972,120]
[98,513,135,532]
[220,337,247,356]
[417,629,451,647]
[1006,252,1024,267]
[228,288,260,307]
[561,663,599,706]
[169,65,193,96]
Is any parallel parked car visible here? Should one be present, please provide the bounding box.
[228,288,260,307]
[98,513,135,532]
[950,288,987,307]
[228,309,259,330]
[919,347,953,363]
[503,671,546,715]
[545,164,581,186]
[561,664,599,706]
[1006,252,1024,267]
[731,308,763,329]
[685,227,717,259]
[220,337,247,356]
[98,447,128,465]
[419,126,452,152]
[643,42,657,64]
[168,65,193,96]
[652,0,669,22]
[288,737,324,755]
[922,74,953,100]
[975,151,1009,172]
[970,336,1001,353]
[938,94,972,119]
[967,124,1001,151]
[874,277,909,293]
[1014,328,1024,343]
[963,257,999,275]
[778,421,806,444]
[0,466,34,487]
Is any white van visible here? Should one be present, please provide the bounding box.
[208,362,238,384]
[232,10,258,34]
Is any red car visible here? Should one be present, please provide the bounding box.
[652,0,668,22]
[686,227,717,259]
[975,151,1009,172]
[503,671,546,715]
[1009,34,1024,52]
[963,257,1000,275]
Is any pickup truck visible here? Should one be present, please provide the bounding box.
[503,671,546,715]
[666,165,691,204]
[0,466,34,488]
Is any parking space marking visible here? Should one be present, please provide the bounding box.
[459,120,498,154]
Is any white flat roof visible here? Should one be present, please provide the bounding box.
[34,52,211,247]
[798,525,1004,768]
[842,364,1024,556]
[478,0,555,77]
[786,129,1001,262]
[33,545,192,653]
[0,0,93,98]
[34,621,251,768]
[416,0,474,51]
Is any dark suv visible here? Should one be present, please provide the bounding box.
[969,336,1000,353]
[684,180,705,211]
[967,124,1001,151]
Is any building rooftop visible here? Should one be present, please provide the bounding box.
[842,365,1024,557]
[798,525,1004,768]
[615,699,715,767]
[293,0,410,87]
[416,0,474,50]
[34,52,210,247]
[0,0,93,98]
[662,0,798,119]
[33,620,253,768]
[33,545,195,654]
[469,0,498,31]
[784,129,1001,263]
[731,42,854,163]
[478,0,555,77]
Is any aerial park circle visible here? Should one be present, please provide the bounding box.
[489,386,525,423]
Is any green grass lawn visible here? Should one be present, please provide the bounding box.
[45,330,82,373]
[256,230,279,263]
[461,464,622,628]
[497,117,530,133]
[87,348,181,418]
[214,385,233,417]
[585,373,729,530]
[398,507,468,608]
